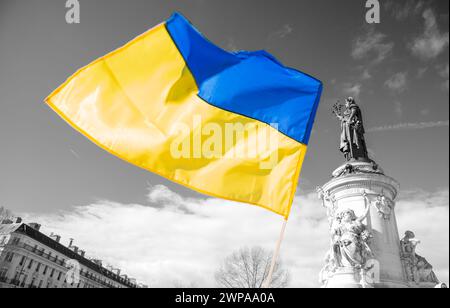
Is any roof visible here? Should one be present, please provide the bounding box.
[0,222,138,288]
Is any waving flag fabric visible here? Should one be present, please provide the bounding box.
[45,13,322,218]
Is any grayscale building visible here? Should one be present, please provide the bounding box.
[0,219,145,288]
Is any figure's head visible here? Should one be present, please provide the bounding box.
[338,209,356,222]
[404,230,415,239]
[345,97,355,107]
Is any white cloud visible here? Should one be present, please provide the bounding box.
[393,101,403,118]
[385,0,424,21]
[367,120,449,132]
[385,72,408,93]
[342,83,362,98]
[269,24,293,40]
[361,68,372,80]
[352,28,394,64]
[410,9,449,60]
[21,186,328,287]
[20,185,448,287]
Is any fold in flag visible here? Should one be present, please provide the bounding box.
[45,13,322,218]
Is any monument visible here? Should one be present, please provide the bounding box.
[317,97,446,288]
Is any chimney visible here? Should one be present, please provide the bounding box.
[71,246,79,254]
[92,259,103,267]
[69,238,74,247]
[28,223,41,231]
[15,217,22,224]
[113,268,121,276]
[50,233,61,243]
[79,250,86,258]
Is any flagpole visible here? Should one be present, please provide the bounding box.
[262,217,288,288]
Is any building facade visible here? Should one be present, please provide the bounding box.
[0,219,144,288]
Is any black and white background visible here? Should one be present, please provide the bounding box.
[0,0,448,287]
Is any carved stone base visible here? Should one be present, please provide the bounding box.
[319,161,407,288]
[322,267,365,288]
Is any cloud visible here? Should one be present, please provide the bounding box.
[352,28,394,64]
[420,109,430,116]
[269,24,293,39]
[20,184,449,287]
[417,67,428,78]
[361,68,372,80]
[342,83,362,98]
[367,120,449,132]
[21,185,328,287]
[385,0,424,21]
[385,72,408,93]
[393,101,403,118]
[410,9,449,60]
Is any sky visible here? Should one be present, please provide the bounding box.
[0,0,448,287]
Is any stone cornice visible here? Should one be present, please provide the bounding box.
[322,173,400,200]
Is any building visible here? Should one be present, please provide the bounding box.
[0,218,145,288]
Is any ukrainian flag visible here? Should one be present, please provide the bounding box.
[45,13,322,218]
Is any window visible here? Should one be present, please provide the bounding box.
[38,280,43,288]
[20,275,28,287]
[0,236,6,245]
[57,271,62,281]
[12,237,20,245]
[27,259,33,269]
[19,255,26,266]
[35,262,41,272]
[4,252,14,262]
[50,268,55,278]
[0,268,8,279]
[43,265,48,275]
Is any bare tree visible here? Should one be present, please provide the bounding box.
[215,246,289,288]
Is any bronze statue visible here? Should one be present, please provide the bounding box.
[332,97,369,161]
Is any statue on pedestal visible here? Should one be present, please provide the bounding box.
[332,97,369,161]
[400,231,439,285]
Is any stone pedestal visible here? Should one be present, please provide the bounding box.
[318,161,409,288]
